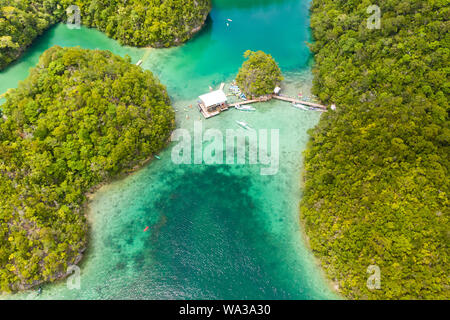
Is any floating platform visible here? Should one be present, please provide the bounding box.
[198,102,228,119]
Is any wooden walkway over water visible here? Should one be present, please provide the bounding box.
[228,95,327,110]
[272,95,327,110]
[197,94,328,119]
[227,99,261,108]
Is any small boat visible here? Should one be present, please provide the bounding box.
[292,103,325,112]
[154,155,161,160]
[292,102,309,111]
[236,120,251,130]
[144,226,150,232]
[229,85,240,93]
[227,18,233,22]
[310,107,326,112]
[136,60,143,66]
[235,104,256,111]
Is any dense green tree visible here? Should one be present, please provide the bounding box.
[301,0,449,299]
[0,0,211,70]
[58,0,211,48]
[0,46,175,292]
[235,50,283,97]
[0,0,64,70]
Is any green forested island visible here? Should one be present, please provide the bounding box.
[0,46,175,292]
[301,0,449,299]
[236,50,283,97]
[0,0,211,70]
[72,0,211,48]
[0,1,63,70]
[0,0,447,300]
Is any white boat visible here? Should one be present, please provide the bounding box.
[292,102,309,111]
[236,120,251,130]
[292,102,326,112]
[136,60,143,66]
[309,106,326,112]
[235,104,256,111]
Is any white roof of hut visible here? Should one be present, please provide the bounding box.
[199,90,227,107]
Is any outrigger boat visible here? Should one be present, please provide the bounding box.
[309,106,326,112]
[291,102,325,112]
[236,120,251,130]
[235,104,256,111]
[291,102,309,110]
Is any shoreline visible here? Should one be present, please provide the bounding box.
[0,9,211,74]
[1,92,338,299]
[296,109,342,300]
[1,134,173,297]
[298,210,343,299]
[0,10,212,293]
[1,2,340,299]
[63,144,172,288]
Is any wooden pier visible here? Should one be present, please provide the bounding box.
[228,95,327,110]
[228,99,261,108]
[272,95,327,110]
[196,87,328,119]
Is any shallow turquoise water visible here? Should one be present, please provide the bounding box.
[0,0,337,299]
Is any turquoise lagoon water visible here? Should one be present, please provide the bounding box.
[0,0,337,299]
